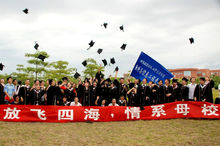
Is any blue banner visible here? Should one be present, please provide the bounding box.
[130,52,173,83]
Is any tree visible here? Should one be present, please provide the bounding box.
[46,60,76,81]
[83,58,104,78]
[25,51,49,80]
[10,64,29,83]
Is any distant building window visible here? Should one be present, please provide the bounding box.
[202,73,205,76]
[184,71,191,76]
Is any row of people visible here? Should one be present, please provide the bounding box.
[0,71,215,106]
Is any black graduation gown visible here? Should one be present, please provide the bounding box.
[149,85,158,105]
[77,84,84,103]
[138,84,151,106]
[100,85,110,103]
[180,85,189,101]
[157,85,166,104]
[205,80,214,103]
[46,86,57,105]
[18,85,31,105]
[194,82,214,103]
[172,86,181,101]
[30,89,44,105]
[83,87,91,106]
[109,86,118,103]
[0,84,4,104]
[128,92,137,106]
[165,85,173,103]
[90,86,100,106]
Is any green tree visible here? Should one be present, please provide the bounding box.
[46,60,76,81]
[25,51,49,80]
[83,58,104,78]
[10,64,29,83]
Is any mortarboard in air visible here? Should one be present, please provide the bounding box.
[62,77,68,81]
[120,44,127,51]
[102,23,108,29]
[182,77,188,82]
[110,58,115,64]
[37,54,46,61]
[102,59,107,66]
[114,66,119,72]
[0,63,4,71]
[23,8,28,14]
[119,25,124,32]
[82,60,87,67]
[97,48,103,54]
[87,40,95,50]
[189,37,194,44]
[34,42,39,50]
[74,72,81,79]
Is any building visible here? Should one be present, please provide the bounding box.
[169,68,220,78]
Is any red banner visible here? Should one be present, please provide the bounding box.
[0,102,219,122]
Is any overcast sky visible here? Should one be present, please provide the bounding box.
[0,0,220,77]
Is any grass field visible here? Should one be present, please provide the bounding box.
[0,119,219,146]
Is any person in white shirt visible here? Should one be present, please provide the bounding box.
[108,98,119,106]
[187,77,197,101]
[70,97,82,106]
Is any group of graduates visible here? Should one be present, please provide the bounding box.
[0,70,215,107]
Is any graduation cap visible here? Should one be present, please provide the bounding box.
[189,37,194,44]
[102,22,108,29]
[37,54,46,61]
[200,77,205,81]
[87,40,95,50]
[0,63,4,71]
[110,58,115,64]
[119,25,124,32]
[120,44,127,51]
[182,77,188,82]
[114,66,119,72]
[62,77,68,81]
[82,60,87,67]
[97,48,103,54]
[102,59,107,66]
[23,8,28,14]
[74,72,81,79]
[172,79,178,83]
[34,42,39,50]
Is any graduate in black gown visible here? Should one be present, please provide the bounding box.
[100,79,110,104]
[127,87,138,106]
[30,85,44,105]
[46,79,57,105]
[90,81,100,106]
[109,81,118,104]
[164,79,173,103]
[205,76,215,103]
[171,79,181,102]
[180,77,189,101]
[157,80,166,104]
[116,78,128,101]
[82,82,91,106]
[138,78,150,106]
[194,77,214,103]
[148,81,158,105]
[18,79,31,105]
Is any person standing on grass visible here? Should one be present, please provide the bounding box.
[187,77,197,101]
[180,77,189,101]
[4,77,15,104]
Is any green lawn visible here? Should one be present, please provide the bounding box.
[0,119,219,146]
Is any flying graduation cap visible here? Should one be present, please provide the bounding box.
[102,59,107,66]
[120,44,127,51]
[82,60,87,67]
[110,58,115,64]
[23,8,29,14]
[0,63,4,71]
[74,72,81,79]
[37,54,46,61]
[114,66,119,72]
[97,48,103,54]
[119,25,124,32]
[87,40,95,50]
[102,22,108,29]
[34,42,39,50]
[189,37,194,44]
